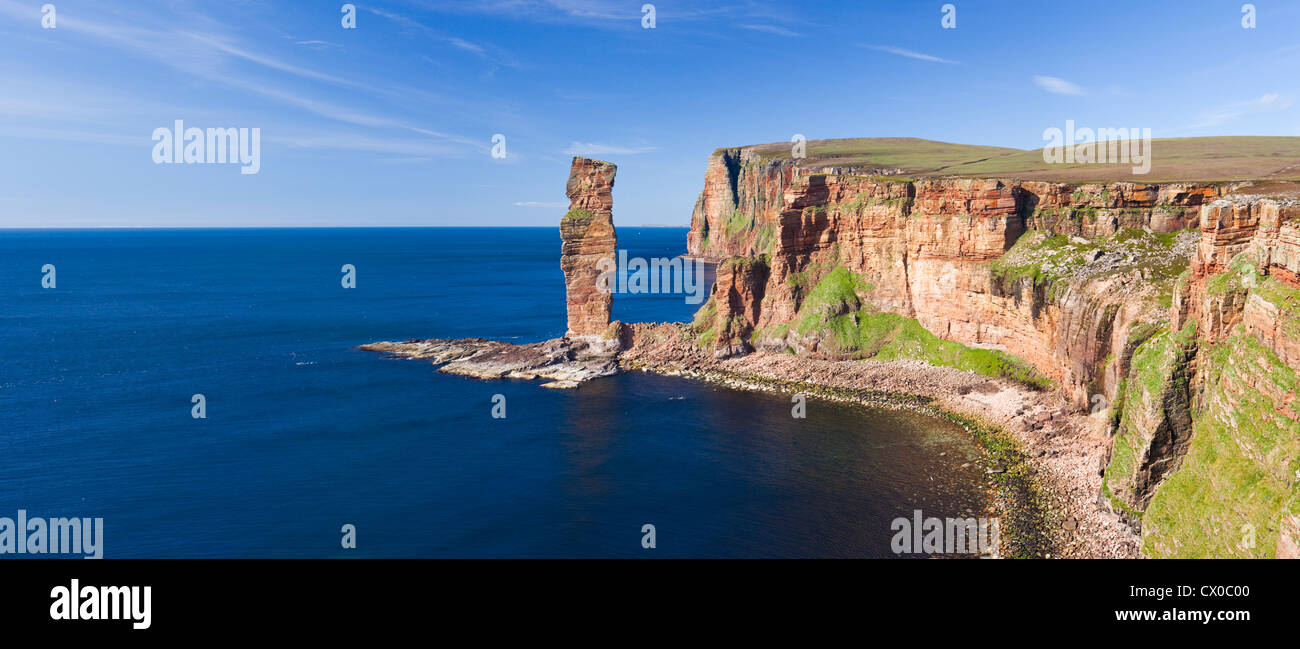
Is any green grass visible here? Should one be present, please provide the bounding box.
[988,231,1076,285]
[945,136,1300,182]
[691,294,717,331]
[784,246,842,294]
[1205,252,1258,296]
[1143,332,1300,558]
[696,326,717,350]
[1102,320,1197,515]
[718,136,1300,183]
[990,227,1190,298]
[561,208,594,223]
[793,266,872,333]
[789,266,1051,389]
[723,210,753,237]
[725,137,1023,173]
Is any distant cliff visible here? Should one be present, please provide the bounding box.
[685,137,1300,557]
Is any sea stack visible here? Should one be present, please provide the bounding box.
[560,156,618,337]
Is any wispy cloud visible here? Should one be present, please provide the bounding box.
[270,133,467,158]
[1033,75,1085,96]
[449,38,486,55]
[514,201,566,208]
[0,0,486,156]
[860,45,958,64]
[1187,93,1293,129]
[563,141,656,155]
[740,24,802,37]
[403,0,734,27]
[293,40,339,50]
[366,7,528,70]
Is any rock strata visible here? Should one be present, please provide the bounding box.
[561,157,618,337]
[359,337,621,383]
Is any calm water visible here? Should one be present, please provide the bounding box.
[0,228,990,557]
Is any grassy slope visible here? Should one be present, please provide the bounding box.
[789,267,1052,389]
[1101,321,1197,518]
[722,136,1300,184]
[1144,330,1300,558]
[1137,271,1300,558]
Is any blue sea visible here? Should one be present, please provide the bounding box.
[0,228,991,558]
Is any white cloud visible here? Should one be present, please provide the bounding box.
[1033,75,1085,96]
[1188,93,1293,129]
[563,141,655,155]
[861,45,958,64]
[449,38,486,55]
[740,24,802,37]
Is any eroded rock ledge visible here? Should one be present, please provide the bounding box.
[359,336,622,389]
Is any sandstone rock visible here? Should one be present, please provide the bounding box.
[561,157,617,337]
[706,255,769,357]
[360,335,621,384]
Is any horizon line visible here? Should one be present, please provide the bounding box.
[0,224,692,230]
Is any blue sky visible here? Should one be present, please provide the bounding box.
[0,0,1296,227]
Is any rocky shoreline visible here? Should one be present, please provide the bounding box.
[632,325,1146,559]
[362,321,1140,558]
[626,351,1140,559]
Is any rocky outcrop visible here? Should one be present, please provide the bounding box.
[359,337,621,388]
[1100,322,1197,528]
[561,157,618,337]
[700,256,769,358]
[686,148,804,259]
[1020,181,1219,237]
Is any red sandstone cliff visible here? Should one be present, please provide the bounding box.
[686,150,1300,556]
[698,172,1219,409]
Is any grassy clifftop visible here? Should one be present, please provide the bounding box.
[721,136,1300,184]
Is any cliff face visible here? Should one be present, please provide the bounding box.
[560,157,618,337]
[703,173,1211,409]
[1135,196,1300,558]
[685,147,1300,556]
[685,148,1224,259]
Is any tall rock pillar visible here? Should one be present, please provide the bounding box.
[560,157,617,337]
